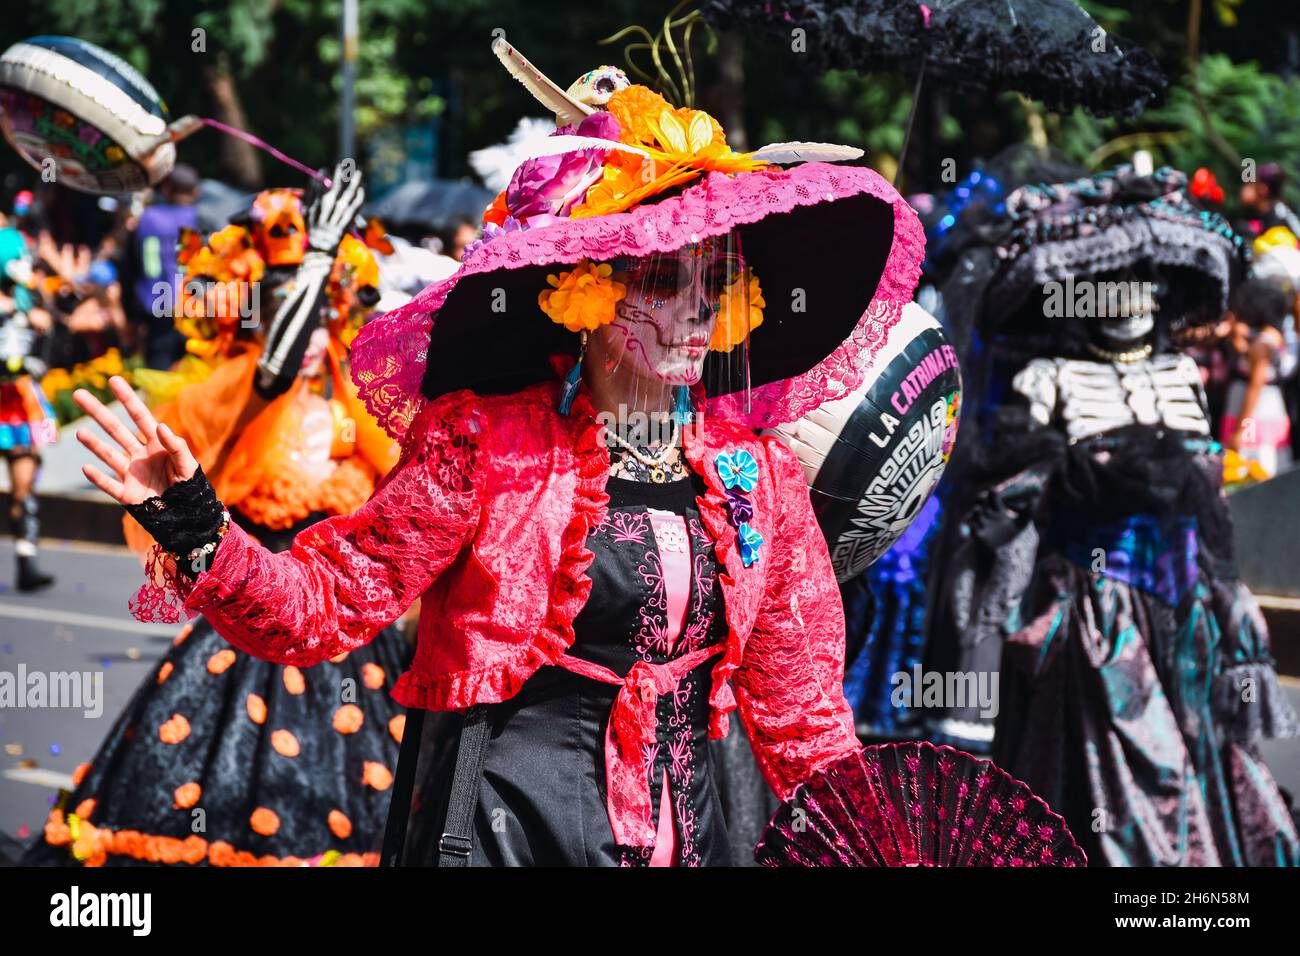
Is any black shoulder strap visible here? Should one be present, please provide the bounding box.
[437,703,493,867]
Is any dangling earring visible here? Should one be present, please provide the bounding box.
[671,384,693,426]
[559,330,588,416]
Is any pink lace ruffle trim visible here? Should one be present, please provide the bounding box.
[129,543,201,624]
[350,162,925,440]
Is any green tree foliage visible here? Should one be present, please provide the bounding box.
[0,0,1295,215]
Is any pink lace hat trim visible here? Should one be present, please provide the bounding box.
[350,161,924,440]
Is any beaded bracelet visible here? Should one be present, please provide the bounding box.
[171,508,232,573]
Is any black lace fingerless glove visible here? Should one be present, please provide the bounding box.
[124,466,229,579]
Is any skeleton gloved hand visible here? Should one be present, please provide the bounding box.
[305,161,367,255]
[254,162,366,399]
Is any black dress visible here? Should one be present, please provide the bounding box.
[382,474,736,866]
[23,509,411,867]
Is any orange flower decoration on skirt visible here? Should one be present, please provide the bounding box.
[328,810,353,840]
[362,761,393,791]
[333,704,364,734]
[174,782,202,809]
[250,807,280,836]
[207,648,236,674]
[282,666,305,695]
[159,714,190,744]
[271,729,300,757]
[362,662,386,689]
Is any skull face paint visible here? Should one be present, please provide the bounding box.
[600,240,745,386]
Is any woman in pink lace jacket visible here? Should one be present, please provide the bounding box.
[72,59,925,866]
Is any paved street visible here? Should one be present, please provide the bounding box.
[0,538,178,849]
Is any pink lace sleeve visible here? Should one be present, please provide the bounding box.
[170,391,482,667]
[733,437,860,800]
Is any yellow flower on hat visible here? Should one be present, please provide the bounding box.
[710,268,764,352]
[538,260,628,332]
[648,109,719,157]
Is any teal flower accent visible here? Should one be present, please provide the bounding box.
[738,521,763,567]
[715,449,759,493]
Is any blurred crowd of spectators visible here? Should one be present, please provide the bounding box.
[1187,162,1300,481]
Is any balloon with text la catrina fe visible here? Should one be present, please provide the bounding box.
[766,303,961,582]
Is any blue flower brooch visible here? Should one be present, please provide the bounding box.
[715,449,763,567]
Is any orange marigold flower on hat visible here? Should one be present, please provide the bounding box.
[362,761,393,791]
[207,648,236,674]
[333,704,364,734]
[71,762,90,788]
[159,713,190,744]
[607,85,674,147]
[174,782,201,809]
[328,810,353,840]
[283,666,305,695]
[250,807,280,836]
[362,662,386,689]
[710,268,765,353]
[271,729,300,757]
[246,693,267,724]
[157,661,173,685]
[388,713,406,744]
[538,260,627,332]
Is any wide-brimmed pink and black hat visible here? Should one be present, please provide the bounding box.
[350,41,924,441]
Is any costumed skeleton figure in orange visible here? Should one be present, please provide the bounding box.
[25,168,414,868]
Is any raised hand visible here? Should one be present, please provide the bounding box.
[73,375,198,506]
[306,161,366,255]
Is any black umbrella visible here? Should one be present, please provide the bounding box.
[367,180,496,234]
[702,0,1166,118]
